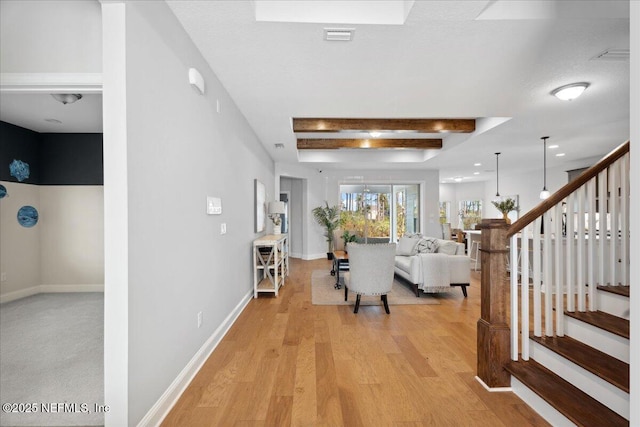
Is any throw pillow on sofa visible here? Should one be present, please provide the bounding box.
[437,240,459,255]
[397,236,420,256]
[416,237,438,253]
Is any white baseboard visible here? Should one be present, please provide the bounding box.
[40,284,105,293]
[475,376,512,392]
[0,286,41,304]
[137,288,254,427]
[0,284,104,304]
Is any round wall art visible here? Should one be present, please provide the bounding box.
[0,184,7,199]
[17,205,39,228]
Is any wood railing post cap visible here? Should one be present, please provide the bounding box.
[478,219,509,229]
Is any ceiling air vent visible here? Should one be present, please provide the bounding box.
[324,28,355,42]
[591,48,630,61]
[274,143,285,149]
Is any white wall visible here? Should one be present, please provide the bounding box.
[0,0,101,73]
[0,183,101,302]
[102,2,275,425]
[0,182,41,299]
[39,186,104,287]
[276,163,441,259]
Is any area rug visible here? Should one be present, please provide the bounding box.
[311,270,440,306]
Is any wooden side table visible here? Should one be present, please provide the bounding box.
[253,234,288,298]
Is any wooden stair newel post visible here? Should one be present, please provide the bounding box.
[477,218,511,388]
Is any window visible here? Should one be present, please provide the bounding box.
[439,201,451,225]
[458,200,482,230]
[340,184,420,241]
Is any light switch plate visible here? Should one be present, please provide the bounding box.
[207,197,222,215]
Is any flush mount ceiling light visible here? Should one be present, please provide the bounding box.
[551,83,589,101]
[51,93,83,105]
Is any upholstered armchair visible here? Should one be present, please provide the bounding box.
[344,243,397,314]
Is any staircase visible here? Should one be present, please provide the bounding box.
[506,288,630,426]
[477,141,631,427]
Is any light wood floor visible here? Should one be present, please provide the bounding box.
[162,258,549,426]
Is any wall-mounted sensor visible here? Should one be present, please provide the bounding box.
[189,68,205,95]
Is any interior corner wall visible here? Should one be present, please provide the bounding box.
[117,2,274,425]
[0,122,104,301]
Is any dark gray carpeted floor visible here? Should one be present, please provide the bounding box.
[0,293,104,427]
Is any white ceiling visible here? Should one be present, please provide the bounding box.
[0,0,630,184]
[0,93,102,133]
[166,0,630,181]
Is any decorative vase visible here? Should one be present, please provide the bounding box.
[502,212,511,225]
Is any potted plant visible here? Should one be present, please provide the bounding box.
[492,197,519,225]
[312,202,341,259]
[341,230,357,252]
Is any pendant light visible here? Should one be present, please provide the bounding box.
[494,152,501,199]
[540,136,551,200]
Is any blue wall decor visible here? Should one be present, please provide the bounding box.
[9,159,30,182]
[17,205,39,228]
[0,184,6,199]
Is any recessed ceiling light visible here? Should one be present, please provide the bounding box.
[474,163,481,166]
[44,118,62,124]
[454,177,463,182]
[473,172,480,175]
[551,82,589,101]
[556,153,566,157]
[548,144,559,149]
[369,131,382,138]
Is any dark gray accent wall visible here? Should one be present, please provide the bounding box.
[39,133,103,185]
[0,121,40,183]
[0,121,103,185]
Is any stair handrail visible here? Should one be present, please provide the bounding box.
[506,140,630,238]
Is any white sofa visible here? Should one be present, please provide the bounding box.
[394,236,471,297]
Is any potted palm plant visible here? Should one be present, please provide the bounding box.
[312,202,341,259]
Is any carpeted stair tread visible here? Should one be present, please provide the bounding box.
[597,285,630,298]
[530,335,629,392]
[564,310,629,339]
[506,359,628,427]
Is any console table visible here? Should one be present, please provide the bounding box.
[253,234,288,298]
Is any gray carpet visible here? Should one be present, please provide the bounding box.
[0,293,104,427]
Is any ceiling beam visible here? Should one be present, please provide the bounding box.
[292,118,475,133]
[297,138,443,150]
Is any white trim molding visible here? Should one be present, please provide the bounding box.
[137,289,254,427]
[0,284,105,304]
[0,73,103,93]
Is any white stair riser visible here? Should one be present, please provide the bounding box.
[511,377,576,427]
[529,341,629,419]
[596,291,630,320]
[564,316,629,363]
